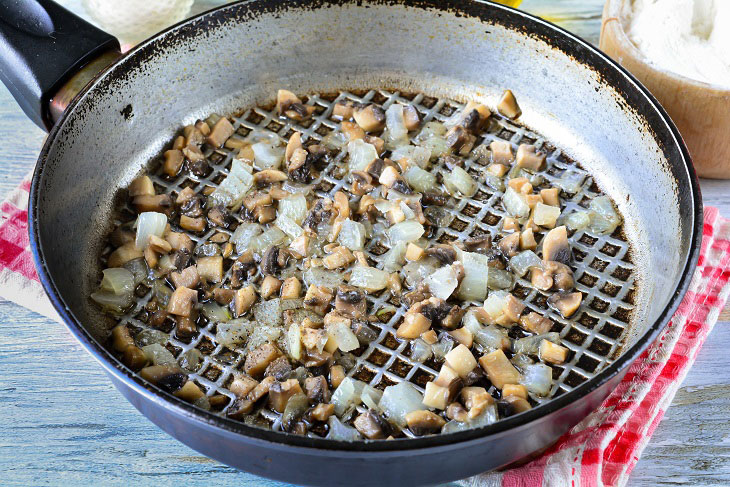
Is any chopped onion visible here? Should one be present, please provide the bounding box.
[443,166,478,197]
[416,121,447,141]
[288,323,302,360]
[123,257,149,286]
[135,212,167,250]
[509,250,542,278]
[303,266,345,288]
[554,171,586,194]
[392,145,431,169]
[274,214,304,239]
[474,324,509,351]
[533,202,561,227]
[178,348,203,372]
[327,320,360,353]
[361,384,383,410]
[202,302,232,322]
[502,187,530,218]
[487,268,514,290]
[153,279,172,307]
[403,166,437,192]
[252,141,284,169]
[349,266,389,292]
[379,382,424,427]
[431,334,455,360]
[457,252,490,301]
[426,263,460,300]
[331,377,366,416]
[136,328,168,347]
[90,291,133,313]
[338,219,366,251]
[209,159,254,208]
[347,139,378,172]
[156,254,176,274]
[588,196,621,234]
[100,268,135,296]
[215,319,255,347]
[513,332,561,355]
[142,343,176,366]
[483,290,508,320]
[483,172,505,192]
[410,338,433,363]
[402,258,439,288]
[469,403,498,427]
[282,393,309,426]
[327,416,362,441]
[519,362,553,396]
[564,210,591,231]
[249,226,286,254]
[230,223,263,254]
[244,324,282,354]
[321,130,348,150]
[381,241,407,273]
[385,104,409,146]
[253,298,282,327]
[387,220,425,244]
[278,193,308,225]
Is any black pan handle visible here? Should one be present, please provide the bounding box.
[0,0,120,130]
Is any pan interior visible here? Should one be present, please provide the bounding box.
[33,0,693,441]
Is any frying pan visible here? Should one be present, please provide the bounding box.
[0,0,701,485]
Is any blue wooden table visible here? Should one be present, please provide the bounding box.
[3,2,730,485]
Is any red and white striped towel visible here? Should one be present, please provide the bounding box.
[2,173,729,487]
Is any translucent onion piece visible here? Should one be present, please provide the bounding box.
[361,384,384,411]
[215,319,256,347]
[252,141,284,169]
[483,290,508,320]
[90,291,133,313]
[288,323,302,360]
[135,328,168,347]
[349,266,389,292]
[387,220,425,244]
[509,250,542,278]
[554,171,586,194]
[209,159,254,208]
[519,362,553,396]
[134,212,167,250]
[347,139,378,172]
[443,166,478,198]
[469,403,498,427]
[385,104,409,146]
[230,223,263,254]
[431,334,455,360]
[253,298,282,327]
[483,172,505,192]
[142,343,176,366]
[403,166,437,193]
[588,196,621,235]
[533,203,561,227]
[502,187,530,218]
[274,214,304,239]
[564,210,591,231]
[410,338,433,363]
[457,252,490,301]
[178,348,203,372]
[278,193,308,225]
[327,321,359,353]
[474,324,510,351]
[244,324,283,354]
[202,302,232,323]
[100,268,135,295]
[487,268,514,290]
[381,241,407,273]
[303,266,345,289]
[379,382,424,427]
[331,377,367,416]
[123,257,149,286]
[321,130,348,150]
[425,264,460,300]
[338,219,367,251]
[327,416,362,441]
[513,332,561,355]
[402,258,439,288]
[249,226,286,254]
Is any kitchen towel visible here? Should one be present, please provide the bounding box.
[2,173,729,487]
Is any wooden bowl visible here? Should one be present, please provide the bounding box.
[600,0,730,179]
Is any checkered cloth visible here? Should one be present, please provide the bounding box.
[2,173,729,486]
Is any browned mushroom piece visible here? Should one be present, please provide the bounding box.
[542,226,571,264]
[332,100,356,121]
[397,311,432,338]
[304,284,334,315]
[463,235,492,254]
[206,117,235,148]
[403,410,444,436]
[122,346,148,371]
[264,356,292,381]
[183,124,205,146]
[498,232,521,258]
[540,187,560,207]
[111,324,135,353]
[170,265,199,289]
[548,291,583,318]
[176,316,197,339]
[445,125,476,156]
[207,206,233,228]
[350,171,375,196]
[161,149,183,177]
[403,105,421,131]
[165,232,194,254]
[425,244,457,265]
[230,374,259,398]
[260,275,283,299]
[254,169,288,185]
[268,378,304,413]
[261,246,282,276]
[226,397,255,419]
[353,104,386,132]
[167,286,198,317]
[244,343,283,379]
[276,89,314,120]
[303,198,335,232]
[446,402,468,422]
[453,101,490,133]
[502,294,525,323]
[364,135,385,155]
[129,175,155,197]
[233,285,257,317]
[489,140,513,166]
[497,90,522,119]
[304,375,331,404]
[353,410,390,440]
[132,194,173,215]
[515,144,546,171]
[341,120,365,140]
[335,285,367,318]
[519,311,554,335]
[246,376,276,403]
[140,366,187,394]
[323,246,355,270]
[180,215,206,233]
[310,403,335,422]
[544,261,574,290]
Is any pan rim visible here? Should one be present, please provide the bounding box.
[28,0,702,454]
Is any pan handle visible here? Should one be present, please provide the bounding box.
[0,0,120,130]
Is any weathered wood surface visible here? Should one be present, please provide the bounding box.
[1,1,728,486]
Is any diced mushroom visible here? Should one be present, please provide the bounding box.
[463,235,492,254]
[405,410,445,436]
[264,356,292,381]
[335,286,367,318]
[540,187,560,206]
[170,265,199,289]
[503,395,532,414]
[378,165,401,188]
[519,312,554,335]
[515,144,546,171]
[502,217,519,233]
[268,378,304,413]
[230,374,259,398]
[329,364,346,389]
[497,90,522,119]
[423,381,449,410]
[129,175,155,197]
[501,294,525,323]
[421,329,438,345]
[548,291,583,318]
[498,232,521,258]
[444,344,478,378]
[281,277,302,300]
[502,383,528,400]
[226,397,255,419]
[311,403,335,422]
[133,194,173,215]
[233,285,257,317]
[479,349,521,389]
[354,410,390,439]
[323,246,355,269]
[461,386,494,418]
[163,149,184,177]
[140,365,186,392]
[206,117,234,147]
[332,101,356,121]
[446,125,476,155]
[520,228,537,250]
[350,171,374,196]
[107,243,143,268]
[425,244,457,265]
[197,256,223,282]
[341,120,365,140]
[260,275,283,299]
[446,402,469,422]
[304,375,331,404]
[487,140,512,166]
[276,89,314,120]
[364,135,385,156]
[449,327,473,348]
[402,105,420,131]
[542,226,571,264]
[539,340,570,364]
[254,169,288,185]
[167,286,198,317]
[111,324,135,353]
[122,346,148,371]
[304,284,334,315]
[247,376,277,402]
[180,215,206,232]
[166,232,194,254]
[244,343,283,379]
[396,312,431,339]
[173,380,205,402]
[353,104,385,132]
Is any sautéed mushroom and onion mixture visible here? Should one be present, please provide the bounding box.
[93,89,624,440]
